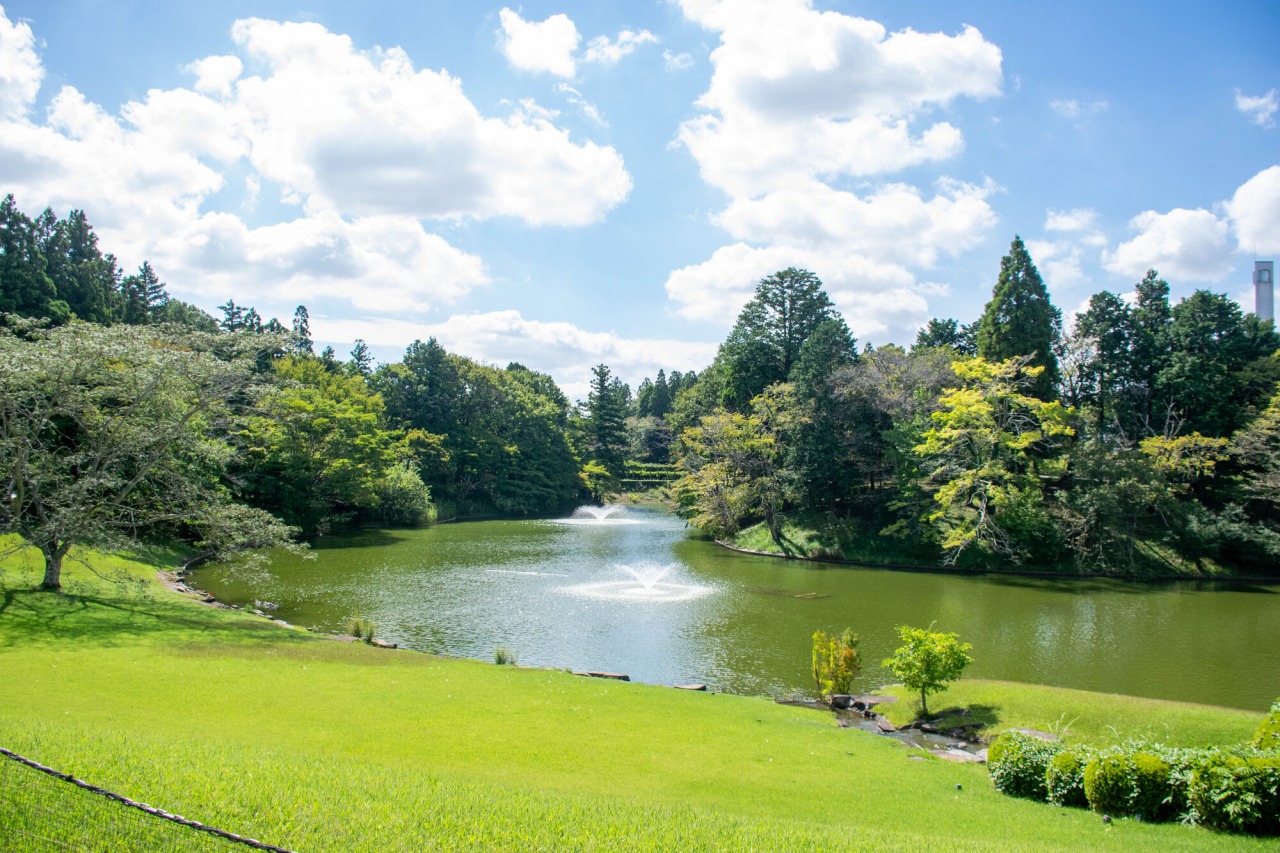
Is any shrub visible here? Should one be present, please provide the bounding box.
[1188,755,1280,836]
[1253,699,1280,751]
[1082,750,1172,821]
[494,645,517,666]
[811,628,860,700]
[987,732,1062,801]
[1046,746,1094,808]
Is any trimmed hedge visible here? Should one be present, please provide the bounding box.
[988,733,1280,836]
[1082,751,1172,820]
[987,732,1062,801]
[1045,747,1093,808]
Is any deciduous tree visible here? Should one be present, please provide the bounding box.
[881,624,973,717]
[0,319,300,590]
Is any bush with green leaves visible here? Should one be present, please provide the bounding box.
[1253,699,1280,751]
[811,628,860,700]
[880,624,972,717]
[1082,750,1172,821]
[987,731,1062,801]
[1188,754,1280,836]
[1045,746,1094,808]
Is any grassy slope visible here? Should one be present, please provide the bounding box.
[0,543,1267,851]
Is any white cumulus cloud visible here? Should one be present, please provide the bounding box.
[0,9,41,119]
[666,0,1003,339]
[498,8,580,78]
[1103,208,1233,282]
[1226,165,1280,254]
[0,10,630,320]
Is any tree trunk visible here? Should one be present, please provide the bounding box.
[39,540,68,591]
[920,685,929,718]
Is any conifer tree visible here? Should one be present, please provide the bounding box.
[976,237,1062,399]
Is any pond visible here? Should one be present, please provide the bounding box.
[195,506,1280,711]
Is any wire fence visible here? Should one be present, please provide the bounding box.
[0,747,295,852]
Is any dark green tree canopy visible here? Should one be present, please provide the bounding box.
[976,237,1062,399]
[716,267,840,410]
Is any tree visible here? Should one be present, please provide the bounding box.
[1073,290,1135,436]
[716,268,840,410]
[0,319,301,590]
[348,339,374,377]
[290,305,314,356]
[675,384,796,545]
[913,318,975,355]
[120,261,168,325]
[881,624,973,717]
[976,237,1062,399]
[0,195,65,323]
[914,356,1073,565]
[651,369,672,419]
[234,356,405,533]
[40,208,122,325]
[812,628,861,700]
[585,364,629,480]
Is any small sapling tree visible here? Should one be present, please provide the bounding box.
[812,628,861,700]
[882,624,972,717]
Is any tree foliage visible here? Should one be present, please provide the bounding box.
[812,628,861,700]
[915,356,1073,564]
[881,624,973,717]
[0,319,301,589]
[976,237,1062,400]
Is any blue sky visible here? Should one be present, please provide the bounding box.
[1,1,1277,399]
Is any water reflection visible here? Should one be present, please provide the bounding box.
[195,507,1280,711]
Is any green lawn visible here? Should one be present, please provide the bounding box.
[0,541,1268,851]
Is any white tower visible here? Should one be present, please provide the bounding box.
[1256,261,1274,322]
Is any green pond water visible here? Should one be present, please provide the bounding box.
[195,506,1280,711]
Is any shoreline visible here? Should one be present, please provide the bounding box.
[712,539,1280,583]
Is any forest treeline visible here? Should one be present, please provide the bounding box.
[2,194,1278,579]
[632,246,1280,575]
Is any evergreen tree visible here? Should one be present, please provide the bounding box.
[348,339,374,376]
[635,377,655,417]
[291,304,314,356]
[976,237,1062,399]
[41,209,121,325]
[219,300,247,332]
[717,267,840,410]
[652,369,672,419]
[0,195,65,322]
[913,318,975,355]
[1074,290,1136,437]
[586,363,629,479]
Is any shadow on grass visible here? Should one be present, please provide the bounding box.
[928,703,1002,732]
[0,585,303,651]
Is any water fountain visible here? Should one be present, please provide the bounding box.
[564,561,714,603]
[550,505,644,526]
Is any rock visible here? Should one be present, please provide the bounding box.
[973,749,989,763]
[919,723,940,734]
[1008,727,1059,742]
[830,694,854,709]
[875,718,898,733]
[930,749,985,764]
[574,671,630,681]
[369,638,398,649]
[674,684,707,691]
